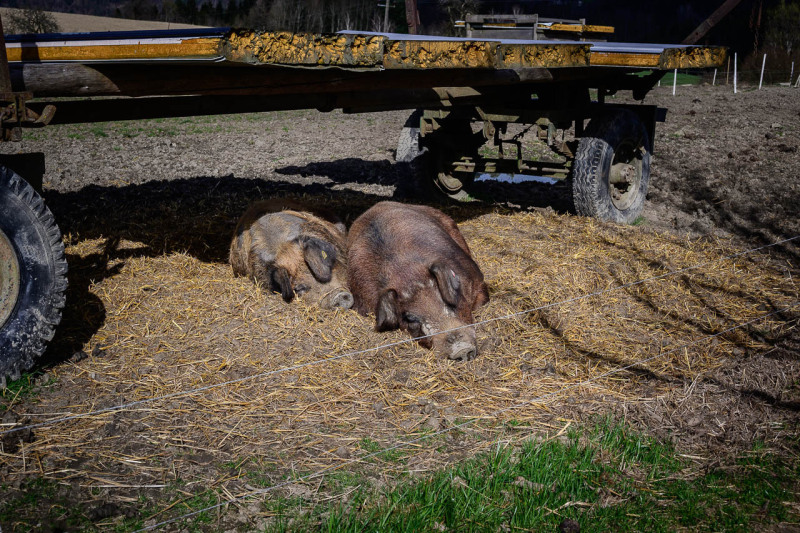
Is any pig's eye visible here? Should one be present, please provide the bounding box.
[294,284,310,296]
[403,312,420,324]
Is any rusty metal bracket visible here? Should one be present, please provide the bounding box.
[0,92,56,141]
[0,17,56,141]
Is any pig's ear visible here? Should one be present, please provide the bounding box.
[430,262,461,307]
[476,282,490,308]
[271,266,294,302]
[375,290,399,331]
[299,236,336,282]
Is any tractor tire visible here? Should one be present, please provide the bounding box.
[571,109,651,224]
[0,165,67,388]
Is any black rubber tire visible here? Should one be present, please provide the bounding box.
[571,109,651,224]
[0,165,67,388]
[396,109,425,163]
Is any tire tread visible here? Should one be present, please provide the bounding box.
[0,166,68,387]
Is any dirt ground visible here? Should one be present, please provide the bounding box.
[1,83,799,531]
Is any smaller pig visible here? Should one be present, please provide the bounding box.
[347,201,489,360]
[229,199,353,309]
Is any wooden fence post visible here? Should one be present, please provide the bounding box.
[726,56,730,85]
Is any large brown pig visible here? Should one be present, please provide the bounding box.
[347,201,489,360]
[230,199,353,309]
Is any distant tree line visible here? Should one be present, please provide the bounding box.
[3,8,61,33]
[115,0,411,33]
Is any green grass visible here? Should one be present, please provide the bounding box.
[0,371,51,410]
[0,478,90,531]
[1,416,796,531]
[359,437,411,464]
[659,71,703,85]
[314,417,798,532]
[90,126,108,138]
[633,69,704,86]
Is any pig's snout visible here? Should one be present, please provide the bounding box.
[333,290,354,309]
[448,341,477,361]
[443,330,477,361]
[322,289,354,309]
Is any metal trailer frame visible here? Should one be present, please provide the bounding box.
[455,14,616,41]
[0,24,726,383]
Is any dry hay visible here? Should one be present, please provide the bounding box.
[1,204,798,529]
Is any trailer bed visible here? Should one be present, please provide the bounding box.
[4,28,725,117]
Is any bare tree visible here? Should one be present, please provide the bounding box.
[341,11,353,30]
[5,8,61,34]
[245,0,272,29]
[765,1,800,55]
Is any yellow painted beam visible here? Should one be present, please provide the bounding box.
[590,52,662,68]
[589,46,727,69]
[547,24,615,34]
[5,37,220,62]
[580,24,615,34]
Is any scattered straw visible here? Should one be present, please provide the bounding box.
[1,207,797,528]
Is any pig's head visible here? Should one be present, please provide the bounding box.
[271,234,353,310]
[373,261,489,360]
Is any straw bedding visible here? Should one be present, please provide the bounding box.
[1,197,796,529]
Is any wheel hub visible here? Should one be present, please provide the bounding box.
[0,228,21,329]
[608,141,643,211]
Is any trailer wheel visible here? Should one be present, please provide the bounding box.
[397,111,478,202]
[572,109,651,224]
[0,166,67,388]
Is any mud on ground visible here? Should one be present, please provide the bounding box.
[0,84,798,531]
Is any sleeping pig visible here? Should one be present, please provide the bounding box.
[229,199,353,309]
[347,201,489,360]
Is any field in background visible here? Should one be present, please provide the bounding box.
[0,7,205,33]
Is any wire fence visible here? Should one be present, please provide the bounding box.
[660,58,800,93]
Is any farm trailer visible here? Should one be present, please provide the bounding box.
[0,25,725,385]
